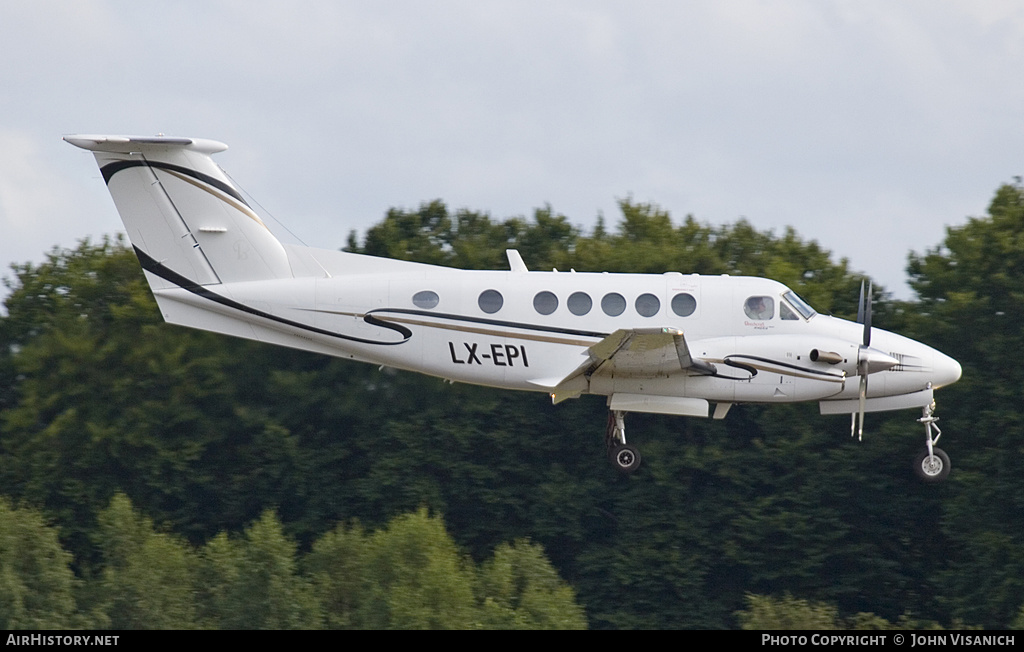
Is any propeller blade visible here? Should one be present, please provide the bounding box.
[852,278,874,439]
[863,281,873,348]
[857,280,865,325]
[857,374,867,441]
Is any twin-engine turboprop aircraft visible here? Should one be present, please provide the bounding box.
[65,135,962,480]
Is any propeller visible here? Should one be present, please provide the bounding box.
[854,280,872,440]
[851,280,901,439]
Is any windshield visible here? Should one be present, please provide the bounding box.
[783,290,817,320]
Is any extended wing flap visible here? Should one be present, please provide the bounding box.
[671,330,718,376]
[592,327,716,376]
[529,328,716,402]
[589,328,677,361]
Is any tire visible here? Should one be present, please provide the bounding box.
[610,444,642,474]
[914,447,951,482]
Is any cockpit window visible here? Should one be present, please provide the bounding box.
[783,290,816,320]
[744,296,774,320]
[780,302,798,320]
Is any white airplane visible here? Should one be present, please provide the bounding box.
[65,134,963,480]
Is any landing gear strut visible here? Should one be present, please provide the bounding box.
[914,401,950,482]
[606,410,641,473]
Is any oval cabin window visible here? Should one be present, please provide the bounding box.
[601,293,626,316]
[671,293,696,317]
[412,290,439,309]
[567,292,593,316]
[635,293,661,317]
[533,291,558,315]
[478,289,504,314]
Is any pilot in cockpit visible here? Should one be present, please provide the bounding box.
[744,296,774,320]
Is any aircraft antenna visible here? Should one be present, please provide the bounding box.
[224,169,310,248]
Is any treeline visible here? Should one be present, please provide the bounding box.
[2,187,1024,628]
[0,494,584,629]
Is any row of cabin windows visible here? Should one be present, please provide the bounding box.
[414,290,816,321]
[484,290,697,317]
[411,289,697,318]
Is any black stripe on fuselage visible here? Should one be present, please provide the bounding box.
[724,354,845,380]
[133,247,412,346]
[362,307,611,341]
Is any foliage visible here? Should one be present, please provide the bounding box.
[736,593,944,630]
[197,510,320,629]
[477,538,587,629]
[306,509,586,629]
[737,593,843,630]
[0,238,309,558]
[93,494,198,629]
[905,181,1024,628]
[0,493,583,629]
[0,498,78,629]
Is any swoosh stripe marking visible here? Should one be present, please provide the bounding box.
[134,246,411,346]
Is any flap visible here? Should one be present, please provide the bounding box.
[528,327,716,399]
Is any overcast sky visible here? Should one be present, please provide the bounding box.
[2,1,1023,300]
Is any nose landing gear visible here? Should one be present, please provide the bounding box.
[914,401,950,482]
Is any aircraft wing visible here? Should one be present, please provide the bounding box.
[587,327,718,376]
[529,327,716,402]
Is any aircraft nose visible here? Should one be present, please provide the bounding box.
[932,350,962,388]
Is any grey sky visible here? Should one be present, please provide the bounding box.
[3,1,1023,300]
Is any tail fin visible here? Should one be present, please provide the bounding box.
[64,135,291,287]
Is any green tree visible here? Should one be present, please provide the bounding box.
[198,510,321,629]
[737,593,842,630]
[904,180,1024,628]
[477,538,587,629]
[304,520,370,629]
[0,238,310,561]
[307,511,586,629]
[360,508,478,629]
[0,498,78,629]
[307,508,480,629]
[350,200,581,272]
[92,493,197,629]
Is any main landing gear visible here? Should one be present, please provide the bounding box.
[914,401,950,482]
[606,410,641,474]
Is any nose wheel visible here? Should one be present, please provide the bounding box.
[915,447,950,482]
[606,410,641,473]
[914,401,951,482]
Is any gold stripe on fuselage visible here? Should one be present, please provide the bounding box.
[321,310,599,348]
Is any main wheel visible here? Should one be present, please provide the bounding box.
[914,447,951,482]
[610,444,642,474]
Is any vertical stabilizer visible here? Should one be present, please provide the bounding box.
[64,135,291,287]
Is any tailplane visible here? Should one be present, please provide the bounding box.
[64,135,291,288]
